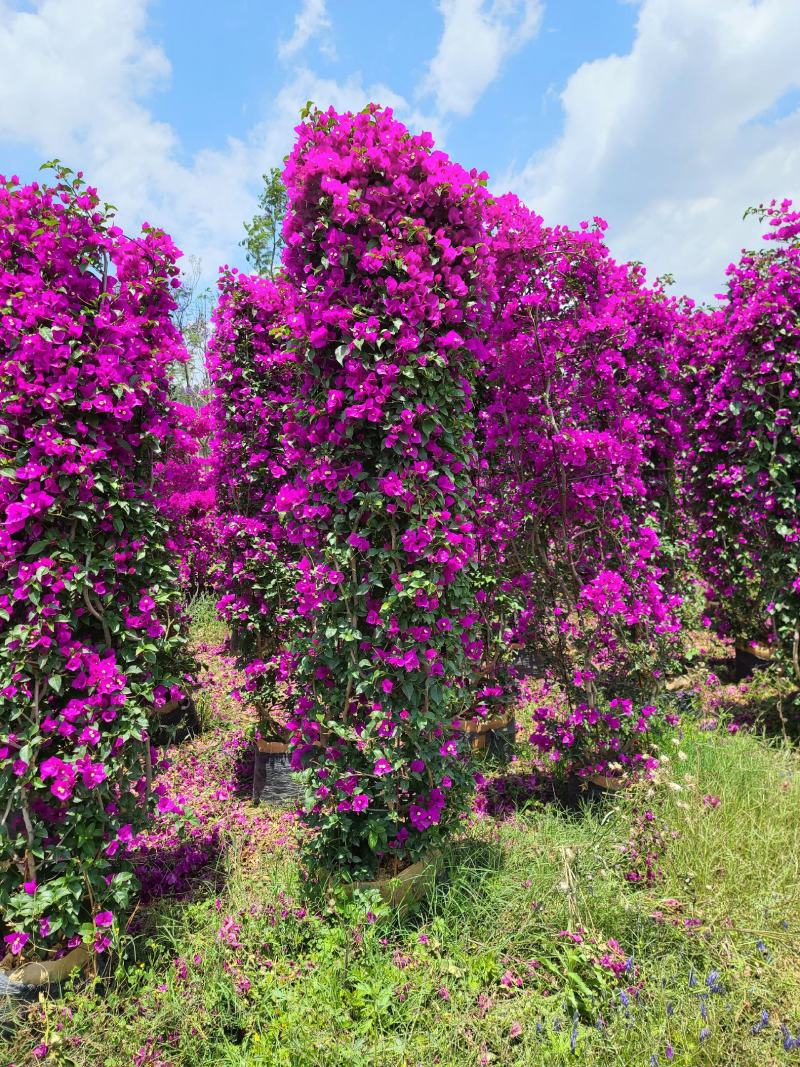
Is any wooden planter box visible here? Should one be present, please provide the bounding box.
[453,709,516,758]
[732,641,775,682]
[0,944,90,1003]
[347,854,438,913]
[586,773,627,791]
[734,640,774,662]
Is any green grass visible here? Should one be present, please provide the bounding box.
[7,720,800,1066]
[185,592,228,644]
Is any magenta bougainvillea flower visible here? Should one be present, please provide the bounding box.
[478,193,684,777]
[3,104,795,945]
[208,270,303,736]
[154,402,218,597]
[0,165,192,954]
[684,200,800,678]
[211,104,497,880]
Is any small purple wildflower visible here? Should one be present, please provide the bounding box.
[755,939,772,961]
[705,970,723,994]
[751,1009,769,1034]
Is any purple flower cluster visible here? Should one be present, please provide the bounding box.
[154,402,217,596]
[0,166,191,954]
[684,200,800,684]
[208,271,302,732]
[479,195,684,777]
[5,107,797,955]
[211,106,495,879]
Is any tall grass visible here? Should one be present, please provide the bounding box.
[7,722,800,1066]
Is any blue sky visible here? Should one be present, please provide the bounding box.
[1,0,799,299]
[140,1,635,177]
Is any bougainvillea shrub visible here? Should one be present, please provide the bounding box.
[686,200,800,681]
[275,105,494,879]
[155,401,217,598]
[208,270,301,730]
[482,194,682,779]
[0,168,191,956]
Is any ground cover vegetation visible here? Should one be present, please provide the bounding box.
[1,108,799,1065]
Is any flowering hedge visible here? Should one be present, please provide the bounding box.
[0,168,191,957]
[481,194,681,778]
[155,401,217,598]
[686,200,800,680]
[209,270,301,726]
[274,105,494,879]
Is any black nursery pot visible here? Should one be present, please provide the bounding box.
[510,644,547,678]
[486,712,516,761]
[151,695,200,745]
[251,739,320,806]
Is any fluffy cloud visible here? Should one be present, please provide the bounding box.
[0,0,542,284]
[278,0,335,62]
[0,0,400,281]
[8,0,793,302]
[0,1,170,150]
[420,0,543,119]
[504,0,800,299]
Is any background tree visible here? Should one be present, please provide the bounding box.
[240,167,288,277]
[170,254,213,407]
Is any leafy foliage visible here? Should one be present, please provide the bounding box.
[240,167,288,278]
[481,196,683,778]
[0,165,192,953]
[685,200,800,687]
[271,105,496,879]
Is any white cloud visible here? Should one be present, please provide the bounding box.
[0,0,170,150]
[0,0,403,284]
[503,0,800,300]
[14,0,795,305]
[278,0,335,62]
[420,0,543,119]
